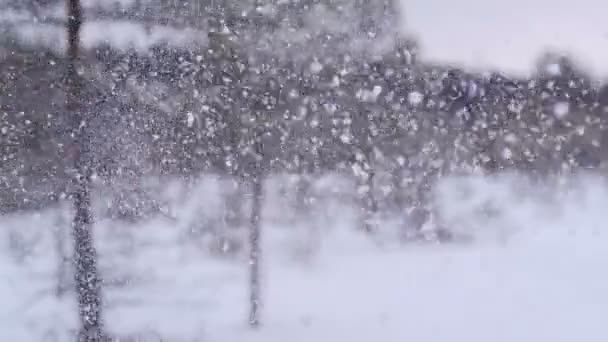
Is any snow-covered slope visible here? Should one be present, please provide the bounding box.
[2,173,608,341]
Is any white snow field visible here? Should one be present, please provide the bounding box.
[2,173,608,341]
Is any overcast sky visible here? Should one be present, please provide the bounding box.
[4,0,608,78]
[400,0,608,78]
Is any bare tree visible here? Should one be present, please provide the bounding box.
[247,93,267,329]
[66,0,105,340]
[248,156,262,327]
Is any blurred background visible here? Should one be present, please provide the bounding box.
[2,1,608,341]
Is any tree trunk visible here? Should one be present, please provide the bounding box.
[390,167,405,210]
[225,178,244,228]
[66,1,105,340]
[363,169,378,233]
[295,172,311,217]
[248,171,263,328]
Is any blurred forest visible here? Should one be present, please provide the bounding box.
[2,0,608,233]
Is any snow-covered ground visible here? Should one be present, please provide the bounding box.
[2,173,608,341]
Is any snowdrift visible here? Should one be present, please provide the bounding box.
[1,173,608,341]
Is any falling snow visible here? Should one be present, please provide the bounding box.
[2,0,608,341]
[408,91,424,106]
[554,102,570,118]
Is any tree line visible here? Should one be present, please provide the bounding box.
[2,29,607,223]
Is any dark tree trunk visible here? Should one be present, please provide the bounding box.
[363,169,378,233]
[66,1,105,340]
[295,173,311,217]
[248,142,263,328]
[225,112,244,229]
[390,167,405,210]
[224,178,244,228]
[294,152,313,218]
[357,143,378,233]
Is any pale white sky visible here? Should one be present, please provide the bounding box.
[5,0,608,78]
[400,0,608,77]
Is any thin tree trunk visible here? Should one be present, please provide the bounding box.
[248,139,263,328]
[225,86,244,229]
[225,178,244,227]
[295,172,311,217]
[66,1,104,340]
[359,142,377,233]
[390,167,405,210]
[363,169,378,233]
